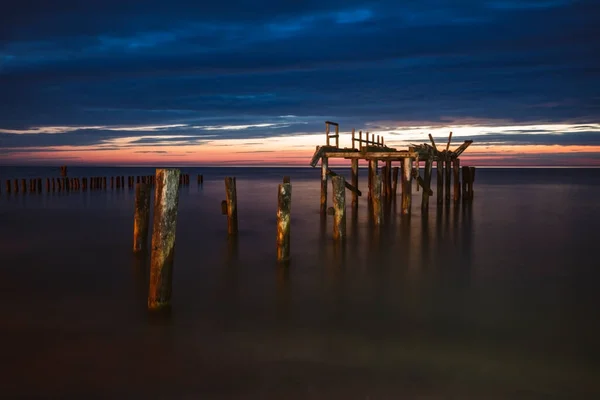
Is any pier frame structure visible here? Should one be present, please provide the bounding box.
[310,121,474,215]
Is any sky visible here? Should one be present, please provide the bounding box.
[1,0,599,166]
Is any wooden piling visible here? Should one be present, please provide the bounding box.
[372,173,382,226]
[453,158,461,202]
[462,166,471,202]
[276,182,292,263]
[401,157,412,215]
[225,177,238,235]
[331,176,346,241]
[197,174,203,185]
[320,156,328,215]
[133,183,151,253]
[5,180,10,193]
[436,158,444,204]
[469,167,476,200]
[351,158,359,209]
[21,179,26,193]
[445,156,452,204]
[385,161,392,198]
[368,159,377,201]
[392,167,399,197]
[422,158,433,211]
[148,168,181,311]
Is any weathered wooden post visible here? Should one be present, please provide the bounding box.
[331,175,346,241]
[385,161,392,198]
[381,165,387,198]
[276,182,292,263]
[5,180,10,194]
[368,159,377,202]
[148,168,181,311]
[445,156,452,204]
[351,158,359,209]
[225,177,238,235]
[422,157,433,211]
[372,173,382,226]
[197,174,203,185]
[320,156,328,215]
[453,158,461,202]
[14,179,18,193]
[133,183,151,253]
[401,157,412,215]
[21,179,26,193]
[436,156,444,205]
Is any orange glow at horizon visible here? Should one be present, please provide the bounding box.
[3,127,600,166]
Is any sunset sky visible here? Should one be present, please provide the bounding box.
[1,0,599,166]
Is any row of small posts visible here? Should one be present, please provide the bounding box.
[0,174,202,196]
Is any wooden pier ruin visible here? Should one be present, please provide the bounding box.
[310,121,475,215]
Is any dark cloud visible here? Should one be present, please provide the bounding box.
[0,0,599,153]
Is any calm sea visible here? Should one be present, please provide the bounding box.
[0,166,599,398]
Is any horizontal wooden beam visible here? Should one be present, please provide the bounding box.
[325,151,416,159]
[326,169,362,196]
[416,176,434,196]
[310,145,340,167]
[325,121,339,126]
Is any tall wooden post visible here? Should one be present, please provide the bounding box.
[445,156,452,204]
[453,158,461,202]
[331,176,346,241]
[469,167,476,200]
[276,182,292,263]
[385,161,392,198]
[368,159,377,200]
[436,157,444,204]
[372,173,382,226]
[462,166,471,202]
[320,156,328,215]
[148,168,181,311]
[133,183,151,253]
[422,158,433,211]
[401,157,412,215]
[351,158,359,209]
[225,177,238,235]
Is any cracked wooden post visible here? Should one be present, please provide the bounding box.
[148,168,181,311]
[401,157,412,215]
[422,158,433,211]
[133,183,151,253]
[332,176,346,241]
[372,173,382,226]
[453,158,461,202]
[276,182,292,264]
[445,156,452,204]
[469,167,476,200]
[225,177,238,235]
[320,156,328,215]
[436,156,444,205]
[351,158,359,210]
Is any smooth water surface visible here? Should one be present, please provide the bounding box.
[0,167,599,398]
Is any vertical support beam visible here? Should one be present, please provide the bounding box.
[225,177,238,235]
[331,176,346,241]
[401,157,412,215]
[320,156,328,215]
[368,159,378,202]
[422,158,433,211]
[133,183,151,253]
[462,166,471,202]
[276,182,292,264]
[445,156,452,204]
[453,158,461,202]
[436,158,444,204]
[148,168,181,311]
[392,167,399,197]
[385,161,392,198]
[358,131,363,151]
[372,173,382,226]
[351,158,359,209]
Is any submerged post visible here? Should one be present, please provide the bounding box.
[392,166,399,197]
[133,183,151,253]
[225,177,238,235]
[320,156,328,215]
[445,156,452,204]
[332,176,346,241]
[277,182,292,263]
[401,157,412,215]
[148,168,181,311]
[351,158,359,209]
